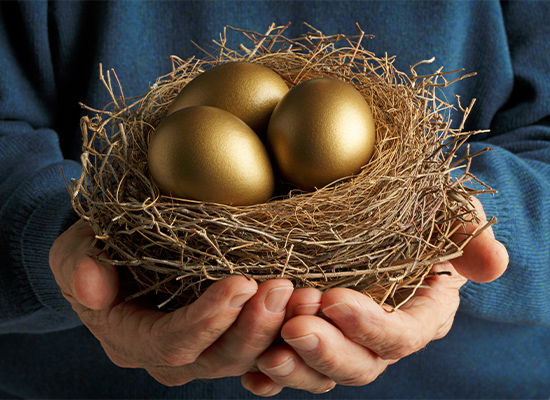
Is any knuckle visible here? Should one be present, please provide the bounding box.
[189,357,246,381]
[219,358,253,376]
[150,325,199,367]
[337,369,379,386]
[79,310,106,337]
[155,346,198,367]
[148,368,192,387]
[103,347,134,368]
[435,316,455,340]
[399,336,420,357]
[357,323,386,348]
[380,333,424,360]
[151,336,197,367]
[201,317,230,339]
[318,351,342,372]
[80,308,100,325]
[203,348,254,377]
[238,326,277,353]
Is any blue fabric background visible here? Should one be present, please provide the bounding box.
[0,1,549,398]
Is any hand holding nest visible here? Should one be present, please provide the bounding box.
[48,23,512,397]
[50,197,507,394]
[241,197,509,396]
[49,220,300,386]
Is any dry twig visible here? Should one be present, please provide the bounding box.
[71,24,494,309]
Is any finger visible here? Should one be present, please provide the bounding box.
[320,280,459,361]
[241,372,284,397]
[188,279,294,376]
[146,275,259,368]
[72,255,119,310]
[397,264,463,340]
[451,197,508,283]
[81,275,257,372]
[285,287,322,320]
[49,219,95,298]
[49,220,119,311]
[146,278,287,386]
[256,345,336,394]
[281,315,389,386]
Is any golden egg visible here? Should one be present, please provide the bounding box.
[148,105,275,206]
[267,77,376,191]
[166,62,289,135]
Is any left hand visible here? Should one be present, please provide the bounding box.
[50,220,296,387]
[241,197,509,396]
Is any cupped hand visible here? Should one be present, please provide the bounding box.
[49,220,294,386]
[242,197,509,396]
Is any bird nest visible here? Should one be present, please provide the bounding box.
[70,24,495,310]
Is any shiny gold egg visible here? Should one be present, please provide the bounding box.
[166,62,289,135]
[148,105,275,206]
[267,77,376,191]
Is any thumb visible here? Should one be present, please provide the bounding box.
[50,220,119,311]
[72,254,119,310]
[450,197,508,283]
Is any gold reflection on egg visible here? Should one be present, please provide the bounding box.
[267,77,376,191]
[148,105,275,206]
[166,62,289,136]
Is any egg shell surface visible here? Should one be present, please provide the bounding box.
[267,77,376,191]
[148,105,275,206]
[166,62,289,136]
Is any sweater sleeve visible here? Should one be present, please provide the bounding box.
[0,123,83,333]
[458,1,550,327]
[1,0,549,334]
[0,2,84,333]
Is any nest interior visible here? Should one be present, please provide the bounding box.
[70,23,495,310]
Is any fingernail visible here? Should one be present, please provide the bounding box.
[264,357,296,377]
[265,286,293,313]
[230,290,257,309]
[285,333,319,351]
[321,302,353,320]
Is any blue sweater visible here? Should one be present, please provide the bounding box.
[0,1,549,398]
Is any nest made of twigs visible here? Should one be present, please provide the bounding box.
[70,23,495,310]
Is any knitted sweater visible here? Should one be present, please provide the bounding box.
[0,1,548,398]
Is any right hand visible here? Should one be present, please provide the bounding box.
[49,219,294,386]
[242,196,508,396]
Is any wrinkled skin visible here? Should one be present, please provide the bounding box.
[241,197,508,396]
[49,197,507,394]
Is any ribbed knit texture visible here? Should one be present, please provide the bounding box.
[0,1,549,398]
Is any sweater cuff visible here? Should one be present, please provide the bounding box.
[1,160,82,333]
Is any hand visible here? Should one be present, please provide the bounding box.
[242,197,509,396]
[49,220,295,386]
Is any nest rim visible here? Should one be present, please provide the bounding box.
[70,23,495,310]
